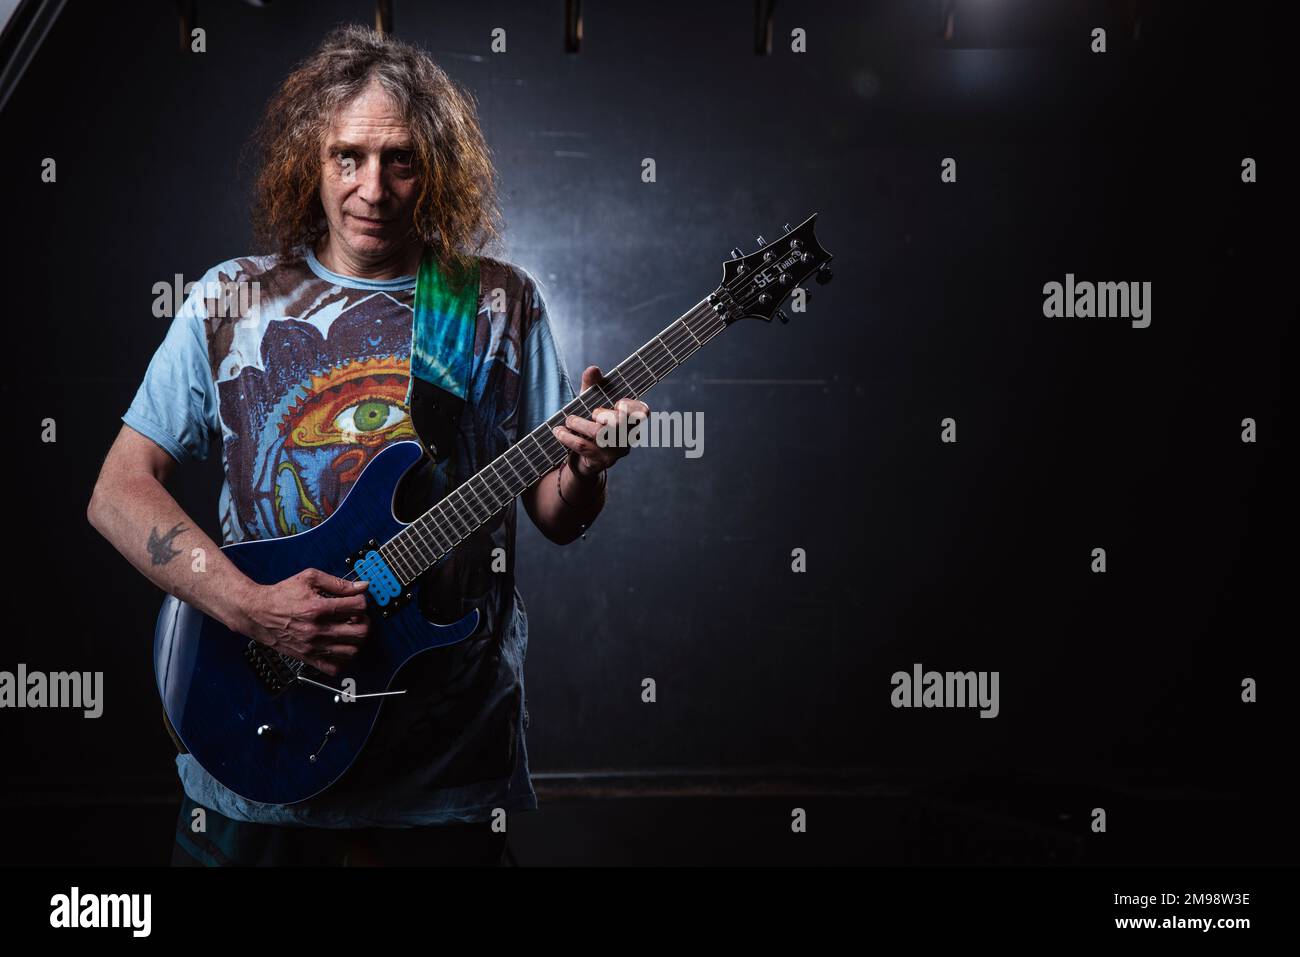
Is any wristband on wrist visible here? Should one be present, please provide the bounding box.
[556,458,607,512]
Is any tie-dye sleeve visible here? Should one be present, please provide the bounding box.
[121,271,221,464]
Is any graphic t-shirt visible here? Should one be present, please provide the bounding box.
[123,247,575,827]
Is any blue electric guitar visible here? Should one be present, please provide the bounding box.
[153,215,834,804]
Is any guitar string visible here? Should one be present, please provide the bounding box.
[379,236,818,573]
[347,258,805,587]
[335,245,817,591]
[389,299,723,564]
[389,254,810,569]
[345,296,724,585]
[337,296,723,588]
[340,255,807,588]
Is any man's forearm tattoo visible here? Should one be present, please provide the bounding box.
[147,522,187,566]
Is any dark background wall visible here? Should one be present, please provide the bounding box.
[0,0,1289,863]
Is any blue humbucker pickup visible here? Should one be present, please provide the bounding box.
[354,550,402,606]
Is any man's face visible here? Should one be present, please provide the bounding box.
[319,80,420,265]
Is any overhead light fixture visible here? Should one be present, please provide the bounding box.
[176,0,195,52]
[564,0,582,53]
[939,0,956,42]
[754,0,775,55]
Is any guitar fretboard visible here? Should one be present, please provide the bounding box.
[378,294,729,583]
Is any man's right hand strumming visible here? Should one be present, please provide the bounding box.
[233,569,372,677]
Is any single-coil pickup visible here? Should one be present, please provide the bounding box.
[355,550,402,606]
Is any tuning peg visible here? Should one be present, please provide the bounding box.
[730,247,744,259]
[815,263,834,285]
[782,223,792,233]
[756,234,767,247]
[776,309,790,325]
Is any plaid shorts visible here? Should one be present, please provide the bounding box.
[171,794,512,866]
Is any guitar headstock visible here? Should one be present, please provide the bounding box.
[713,213,834,325]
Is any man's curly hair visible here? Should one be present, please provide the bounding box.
[250,24,502,279]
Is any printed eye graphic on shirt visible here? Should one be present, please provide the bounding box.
[272,357,418,533]
[336,398,407,435]
[216,293,417,541]
[286,358,416,449]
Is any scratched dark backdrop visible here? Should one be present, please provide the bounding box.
[0,0,1290,864]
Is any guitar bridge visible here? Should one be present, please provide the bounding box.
[244,641,298,694]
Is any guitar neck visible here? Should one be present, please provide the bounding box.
[379,293,729,583]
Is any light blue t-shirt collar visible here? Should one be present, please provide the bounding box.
[305,247,418,291]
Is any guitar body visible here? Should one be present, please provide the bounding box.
[153,440,480,806]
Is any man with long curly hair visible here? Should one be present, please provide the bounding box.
[87,24,648,865]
